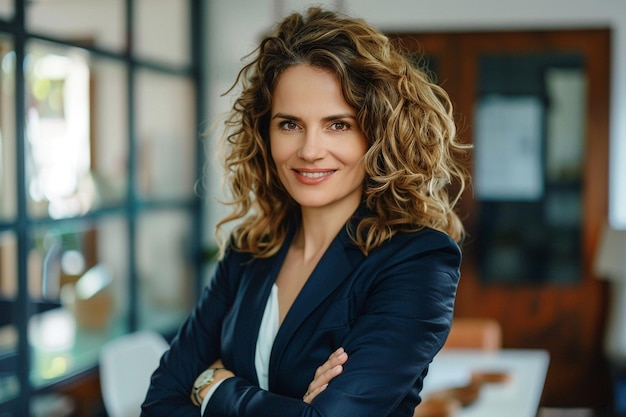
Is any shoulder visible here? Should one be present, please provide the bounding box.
[209,243,263,290]
[378,227,460,261]
[392,227,459,250]
[362,227,462,279]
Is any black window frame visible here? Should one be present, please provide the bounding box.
[0,1,206,415]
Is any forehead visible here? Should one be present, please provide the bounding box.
[271,65,353,112]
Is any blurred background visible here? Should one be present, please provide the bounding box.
[0,0,625,416]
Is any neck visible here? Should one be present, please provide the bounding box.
[294,202,359,262]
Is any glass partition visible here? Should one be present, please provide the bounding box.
[0,1,202,413]
[136,70,196,200]
[134,0,191,66]
[89,55,129,208]
[0,230,17,299]
[0,0,12,21]
[0,36,15,221]
[26,0,126,52]
[137,210,193,333]
[24,42,129,219]
[28,216,129,387]
[0,231,17,405]
[0,230,18,351]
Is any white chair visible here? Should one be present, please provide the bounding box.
[99,330,169,417]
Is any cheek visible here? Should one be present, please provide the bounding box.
[269,143,290,187]
[269,136,287,165]
[269,135,276,156]
[342,142,368,168]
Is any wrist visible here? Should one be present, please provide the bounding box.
[191,367,227,406]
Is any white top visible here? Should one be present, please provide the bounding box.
[255,284,281,390]
[201,284,280,414]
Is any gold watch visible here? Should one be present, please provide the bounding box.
[192,367,225,406]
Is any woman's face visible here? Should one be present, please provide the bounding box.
[269,64,368,214]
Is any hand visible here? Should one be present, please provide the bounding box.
[303,347,348,404]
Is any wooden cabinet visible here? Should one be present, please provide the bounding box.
[390,29,611,408]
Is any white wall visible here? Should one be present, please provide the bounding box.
[204,0,626,242]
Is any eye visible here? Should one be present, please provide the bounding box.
[329,121,351,131]
[278,120,300,131]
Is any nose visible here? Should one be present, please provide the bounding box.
[296,129,326,161]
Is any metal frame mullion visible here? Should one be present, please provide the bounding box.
[191,0,206,297]
[14,0,31,415]
[125,0,138,332]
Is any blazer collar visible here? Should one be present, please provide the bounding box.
[269,224,365,384]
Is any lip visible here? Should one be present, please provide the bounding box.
[293,169,335,185]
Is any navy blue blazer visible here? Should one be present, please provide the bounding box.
[141,224,460,417]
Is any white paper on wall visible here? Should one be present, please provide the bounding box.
[474,95,544,201]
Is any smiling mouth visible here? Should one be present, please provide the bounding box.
[296,170,335,178]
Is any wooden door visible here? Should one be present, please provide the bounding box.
[390,30,611,408]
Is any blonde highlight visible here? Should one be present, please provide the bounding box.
[214,7,470,258]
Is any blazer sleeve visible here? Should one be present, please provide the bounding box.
[140,246,243,417]
[204,231,461,417]
[315,232,460,416]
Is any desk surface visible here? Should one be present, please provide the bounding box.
[422,349,550,417]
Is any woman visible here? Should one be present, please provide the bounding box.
[141,6,469,417]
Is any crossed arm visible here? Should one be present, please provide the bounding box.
[195,348,349,406]
[143,231,461,417]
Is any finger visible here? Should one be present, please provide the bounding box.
[314,348,347,378]
[333,348,348,365]
[314,349,347,384]
[303,383,328,404]
[307,363,344,399]
[304,348,348,403]
[312,354,346,387]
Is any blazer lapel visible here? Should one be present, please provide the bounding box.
[268,227,363,385]
[233,233,292,384]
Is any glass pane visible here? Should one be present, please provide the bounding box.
[0,36,16,221]
[0,372,19,404]
[90,55,129,208]
[0,230,16,299]
[474,53,586,284]
[28,216,129,387]
[0,0,13,21]
[0,364,19,405]
[136,70,196,200]
[137,210,193,333]
[26,0,126,53]
[25,41,129,219]
[0,232,18,406]
[134,0,191,66]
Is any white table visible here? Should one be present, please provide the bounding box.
[422,349,550,417]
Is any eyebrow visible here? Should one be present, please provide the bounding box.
[271,112,357,122]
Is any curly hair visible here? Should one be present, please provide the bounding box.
[214,6,470,258]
